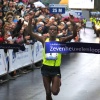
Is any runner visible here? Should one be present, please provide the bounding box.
[27,15,78,100]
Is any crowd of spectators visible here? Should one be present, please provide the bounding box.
[0,0,83,46]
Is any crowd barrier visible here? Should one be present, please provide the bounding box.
[0,41,43,76]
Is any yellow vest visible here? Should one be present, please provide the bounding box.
[90,17,93,22]
[43,38,62,67]
[93,18,96,24]
[97,21,99,25]
[83,19,87,24]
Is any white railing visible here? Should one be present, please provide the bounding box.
[0,41,43,76]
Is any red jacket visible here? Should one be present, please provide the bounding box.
[0,36,4,43]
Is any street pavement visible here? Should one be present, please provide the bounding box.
[0,28,100,100]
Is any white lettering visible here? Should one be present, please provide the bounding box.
[50,46,69,52]
[69,47,73,51]
[58,8,62,12]
[58,47,62,51]
[53,47,57,51]
[52,8,57,12]
[50,46,54,51]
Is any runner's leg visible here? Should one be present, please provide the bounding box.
[42,76,53,100]
[51,76,61,95]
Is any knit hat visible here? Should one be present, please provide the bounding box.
[36,24,43,32]
[37,24,42,29]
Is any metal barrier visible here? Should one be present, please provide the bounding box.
[0,42,43,83]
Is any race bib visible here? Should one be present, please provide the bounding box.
[46,53,58,60]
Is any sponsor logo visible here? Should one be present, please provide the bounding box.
[36,43,39,56]
[12,52,16,63]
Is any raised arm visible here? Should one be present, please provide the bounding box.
[60,23,77,42]
[27,14,45,45]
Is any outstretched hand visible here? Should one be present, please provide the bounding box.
[72,24,78,38]
[17,19,24,25]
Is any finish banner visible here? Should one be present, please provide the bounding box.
[0,44,25,50]
[45,42,100,54]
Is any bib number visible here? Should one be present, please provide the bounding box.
[46,53,58,60]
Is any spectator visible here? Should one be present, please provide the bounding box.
[0,31,4,43]
[6,16,14,24]
[0,19,4,43]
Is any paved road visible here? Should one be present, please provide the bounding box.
[0,28,100,100]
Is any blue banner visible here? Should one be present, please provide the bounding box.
[49,7,65,14]
[45,42,100,54]
[0,44,25,51]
